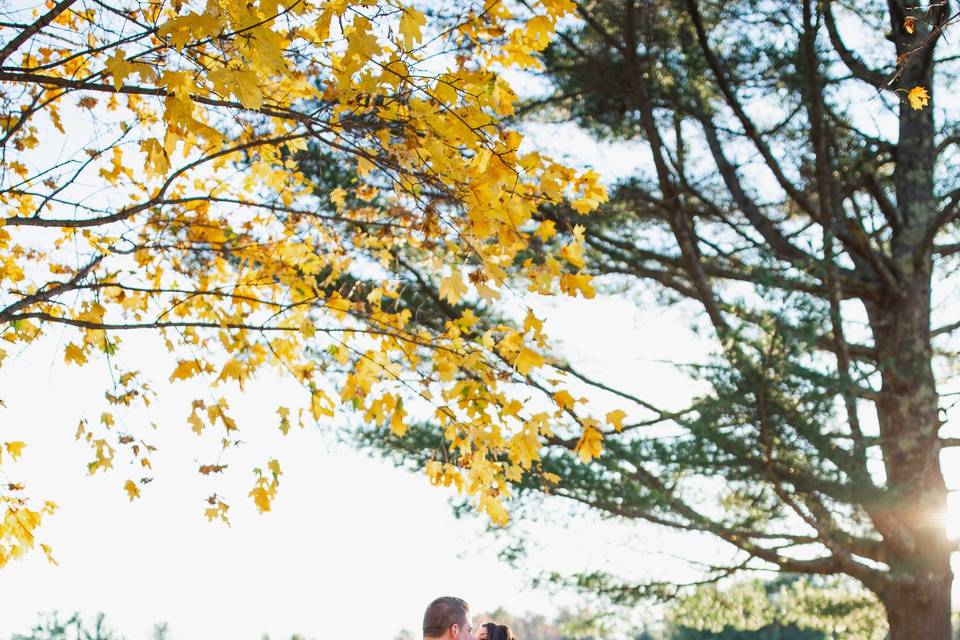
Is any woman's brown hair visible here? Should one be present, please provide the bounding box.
[482,622,517,640]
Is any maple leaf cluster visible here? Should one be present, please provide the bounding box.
[0,0,615,566]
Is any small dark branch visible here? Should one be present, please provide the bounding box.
[813,334,877,363]
[933,243,960,257]
[394,255,459,321]
[3,133,305,228]
[593,261,699,301]
[697,117,821,275]
[162,196,410,231]
[0,0,78,64]
[0,90,42,148]
[550,483,816,546]
[573,1,629,57]
[823,0,887,88]
[623,3,730,338]
[553,362,692,422]
[864,173,902,234]
[4,312,303,333]
[918,199,960,261]
[802,2,901,298]
[936,134,960,155]
[0,256,103,321]
[824,232,870,467]
[932,319,960,338]
[587,231,834,299]
[0,71,334,127]
[4,311,459,357]
[756,322,876,581]
[626,462,860,579]
[684,0,817,221]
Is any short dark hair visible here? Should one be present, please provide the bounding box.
[422,596,469,637]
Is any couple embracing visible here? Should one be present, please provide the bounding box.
[422,596,515,640]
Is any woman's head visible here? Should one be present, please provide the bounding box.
[482,622,516,640]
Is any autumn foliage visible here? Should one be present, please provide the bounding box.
[0,0,607,566]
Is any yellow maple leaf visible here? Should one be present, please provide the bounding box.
[542,0,576,16]
[4,441,26,461]
[344,16,381,66]
[576,426,603,463]
[158,11,221,50]
[525,15,554,52]
[534,219,556,242]
[123,479,140,501]
[217,359,245,385]
[63,343,86,366]
[476,281,501,301]
[250,486,272,513]
[399,8,427,48]
[169,360,200,381]
[553,389,576,410]
[524,308,543,332]
[908,86,930,110]
[356,156,375,176]
[140,138,170,177]
[479,492,510,526]
[277,406,291,435]
[267,458,282,480]
[326,292,352,318]
[605,409,626,432]
[233,69,264,110]
[439,271,469,304]
[204,498,231,526]
[559,238,585,269]
[188,411,204,434]
[103,49,154,90]
[390,404,408,436]
[310,388,335,420]
[455,308,480,329]
[514,347,544,375]
[329,187,347,211]
[559,273,596,298]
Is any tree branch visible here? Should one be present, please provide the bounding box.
[0,0,78,64]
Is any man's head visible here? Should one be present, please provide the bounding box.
[422,596,472,640]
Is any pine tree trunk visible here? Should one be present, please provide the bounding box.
[883,573,953,640]
[867,269,953,640]
[871,17,954,634]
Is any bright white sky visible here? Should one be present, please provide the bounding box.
[0,293,717,639]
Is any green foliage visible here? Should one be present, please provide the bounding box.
[11,613,311,640]
[665,577,886,640]
[670,627,822,640]
[12,612,122,640]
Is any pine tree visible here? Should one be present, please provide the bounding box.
[361,2,960,637]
